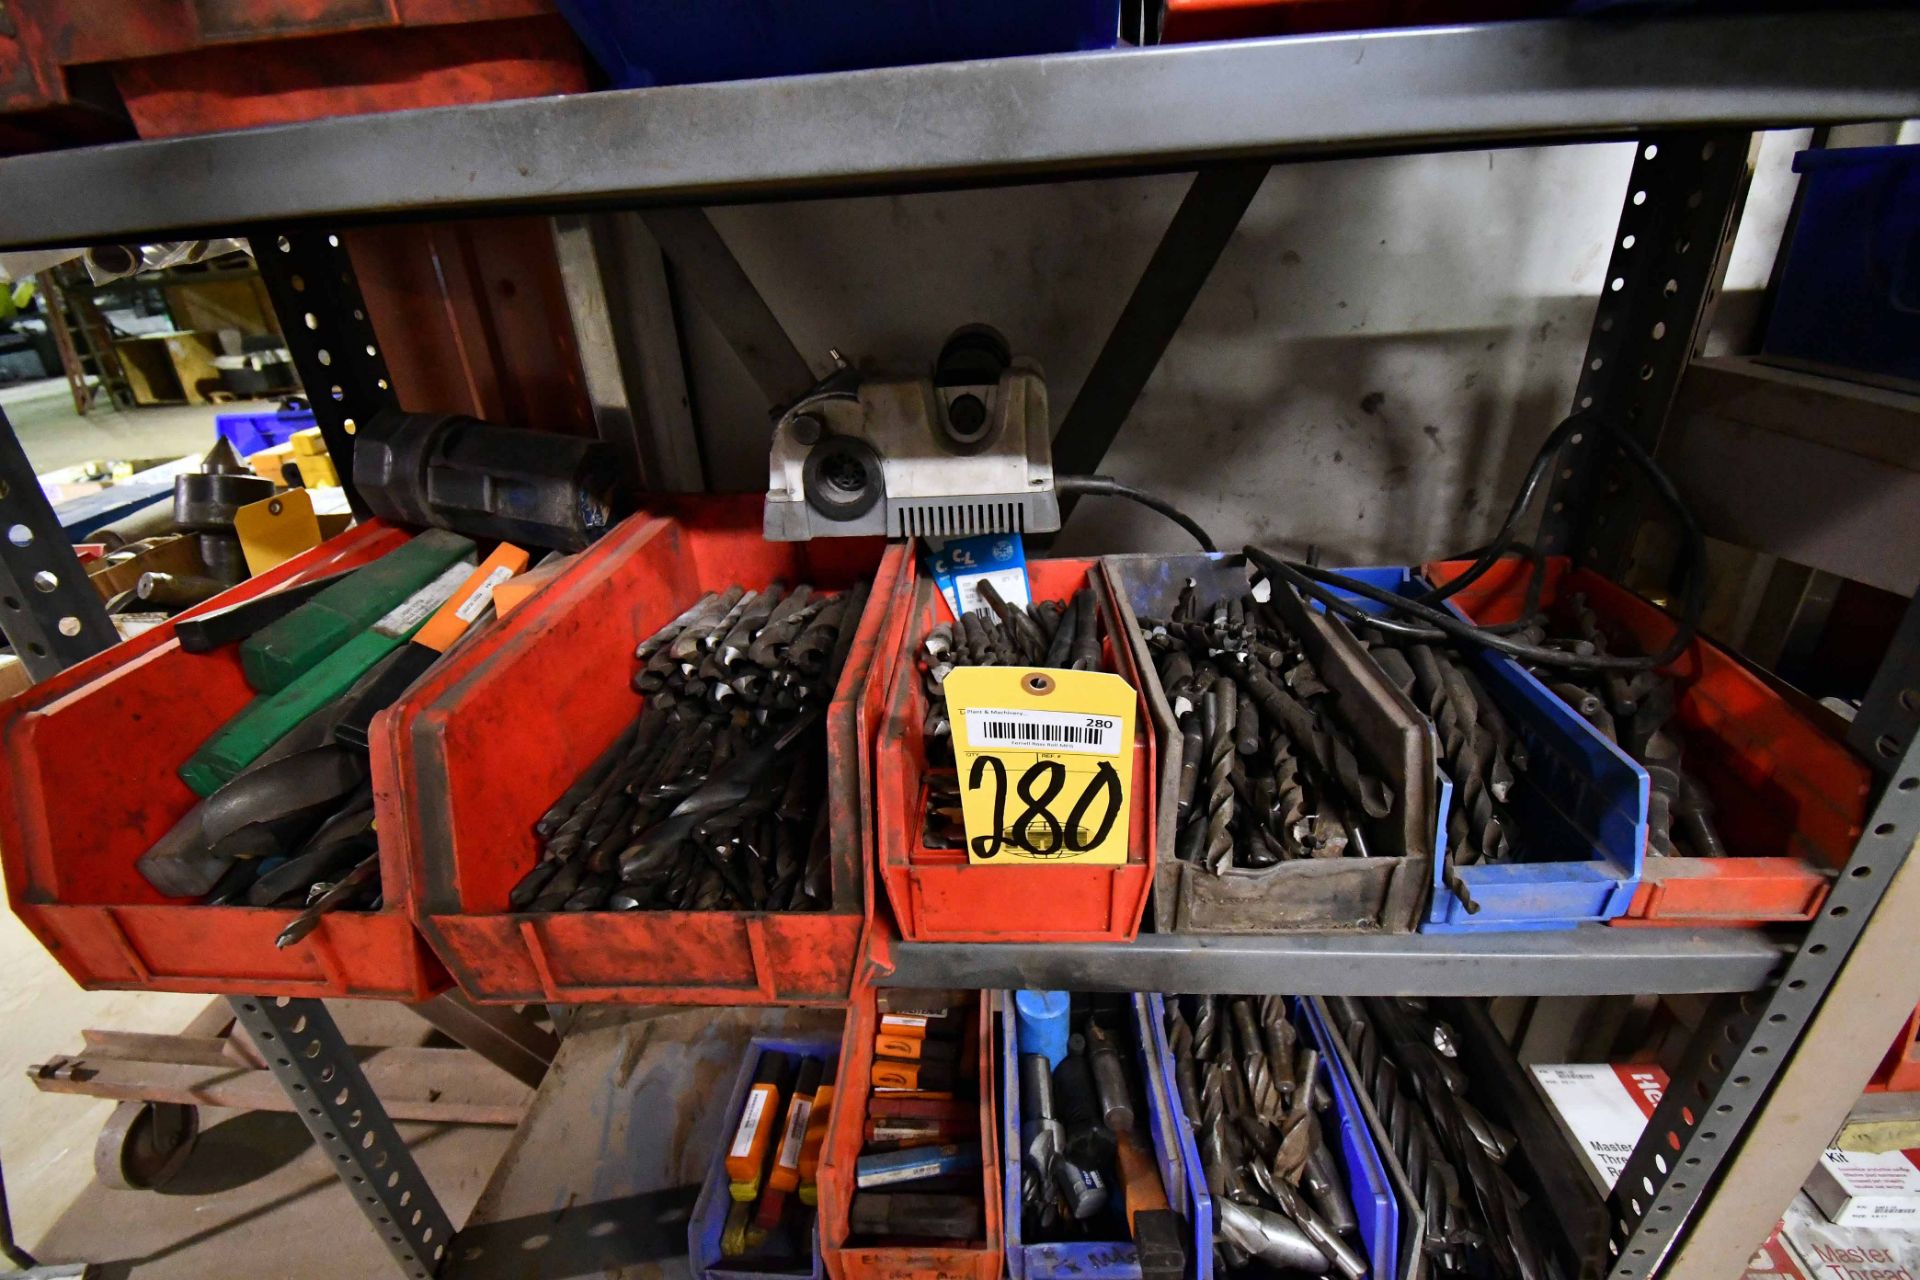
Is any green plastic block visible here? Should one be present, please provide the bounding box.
[240,528,474,693]
[182,558,475,795]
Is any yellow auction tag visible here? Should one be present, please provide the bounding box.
[946,666,1135,866]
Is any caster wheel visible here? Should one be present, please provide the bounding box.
[95,1100,198,1191]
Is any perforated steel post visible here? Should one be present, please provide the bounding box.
[1604,729,1920,1280]
[251,228,402,516]
[229,996,454,1278]
[1539,129,1752,569]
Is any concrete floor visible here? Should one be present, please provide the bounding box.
[1,377,227,473]
[0,378,518,1275]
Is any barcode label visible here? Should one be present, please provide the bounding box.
[962,707,1122,756]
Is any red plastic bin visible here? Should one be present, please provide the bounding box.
[388,497,901,1004]
[1424,556,1870,925]
[0,521,448,999]
[873,557,1156,943]
[818,983,1002,1280]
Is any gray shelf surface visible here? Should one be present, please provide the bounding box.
[4,10,1919,250]
[876,926,1788,995]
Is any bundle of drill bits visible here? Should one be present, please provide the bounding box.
[1346,624,1534,914]
[509,581,867,913]
[1325,998,1546,1280]
[1164,995,1368,1280]
[1509,593,1723,861]
[916,583,1103,849]
[1143,581,1391,871]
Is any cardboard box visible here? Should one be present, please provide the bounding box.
[1783,1191,1920,1275]
[1806,1150,1920,1228]
[1530,1063,1669,1195]
[289,426,327,457]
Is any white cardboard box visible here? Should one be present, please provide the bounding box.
[1783,1190,1920,1272]
[1805,1149,1920,1229]
[1529,1063,1669,1195]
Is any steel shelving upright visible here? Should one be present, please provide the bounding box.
[0,12,1916,1279]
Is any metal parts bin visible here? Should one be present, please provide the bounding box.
[387,496,901,1003]
[1104,552,1434,934]
[1426,556,1867,925]
[0,521,447,998]
[999,993,1209,1280]
[1324,566,1648,932]
[819,986,1002,1280]
[873,557,1156,943]
[690,1033,842,1280]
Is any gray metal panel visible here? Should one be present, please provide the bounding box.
[875,928,1783,996]
[3,13,1919,249]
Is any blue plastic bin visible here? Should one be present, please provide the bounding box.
[556,0,1121,90]
[215,406,315,460]
[1322,567,1647,932]
[1295,995,1396,1277]
[1763,144,1920,384]
[690,1035,839,1280]
[1000,994,1208,1280]
[1143,994,1399,1280]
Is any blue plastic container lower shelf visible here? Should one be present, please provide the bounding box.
[690,1035,839,1280]
[1321,567,1648,932]
[1143,993,1400,1280]
[1000,994,1209,1280]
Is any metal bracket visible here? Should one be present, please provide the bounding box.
[1051,161,1269,526]
[0,407,119,680]
[1851,589,1920,774]
[227,996,454,1278]
[251,229,401,516]
[1540,130,1751,572]
[1605,731,1920,1280]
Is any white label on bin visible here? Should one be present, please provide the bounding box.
[961,706,1124,756]
[728,1088,770,1159]
[776,1098,813,1171]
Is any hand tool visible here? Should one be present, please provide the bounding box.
[769,1057,824,1194]
[274,853,379,948]
[182,557,477,794]
[855,1142,981,1189]
[1115,1128,1188,1280]
[728,1051,794,1199]
[848,1192,983,1240]
[1086,1022,1135,1132]
[174,568,355,656]
[1218,1198,1333,1273]
[240,528,476,693]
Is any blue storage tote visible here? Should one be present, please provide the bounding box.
[1763,144,1920,384]
[690,1034,839,1280]
[1320,566,1647,932]
[1144,993,1400,1280]
[215,405,315,460]
[557,0,1122,90]
[1000,993,1209,1280]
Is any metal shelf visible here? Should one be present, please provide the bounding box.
[3,10,1920,250]
[875,926,1787,996]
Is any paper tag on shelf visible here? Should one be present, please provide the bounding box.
[945,666,1134,866]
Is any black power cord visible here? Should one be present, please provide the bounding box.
[1055,474,1217,552]
[1246,409,1705,673]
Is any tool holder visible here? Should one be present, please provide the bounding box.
[1103,552,1434,934]
[0,521,447,998]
